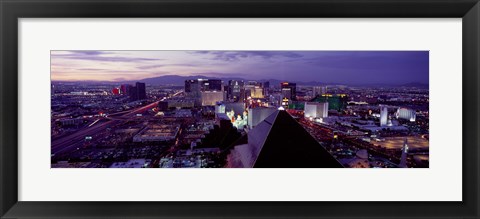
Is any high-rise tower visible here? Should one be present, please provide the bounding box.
[280,82,297,101]
[399,138,409,168]
[380,106,388,126]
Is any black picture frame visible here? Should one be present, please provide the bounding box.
[1,0,479,218]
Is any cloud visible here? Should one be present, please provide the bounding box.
[192,51,304,61]
[300,51,429,70]
[52,51,162,63]
[104,70,146,73]
[136,63,198,70]
[76,68,105,71]
[69,51,111,56]
[50,50,428,84]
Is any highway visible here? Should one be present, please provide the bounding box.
[51,101,159,155]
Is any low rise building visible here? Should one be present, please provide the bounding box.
[304,102,329,119]
[133,124,180,142]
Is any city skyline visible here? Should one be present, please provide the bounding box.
[51,50,429,85]
[51,51,429,168]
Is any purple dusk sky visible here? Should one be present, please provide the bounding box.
[51,50,429,85]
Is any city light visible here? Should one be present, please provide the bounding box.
[50,50,429,168]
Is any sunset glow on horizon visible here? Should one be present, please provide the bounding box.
[51,50,429,84]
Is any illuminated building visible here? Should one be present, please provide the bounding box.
[120,84,132,95]
[396,107,416,122]
[253,87,263,98]
[247,107,277,129]
[224,102,245,116]
[186,79,223,105]
[288,101,305,110]
[215,103,226,114]
[312,86,327,97]
[226,80,244,101]
[244,85,264,98]
[111,87,120,95]
[226,110,248,129]
[185,79,223,93]
[304,102,328,119]
[399,138,409,168]
[200,91,224,106]
[380,105,388,126]
[281,82,297,100]
[227,110,343,168]
[311,94,348,111]
[281,97,290,108]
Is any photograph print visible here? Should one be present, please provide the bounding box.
[50,50,429,168]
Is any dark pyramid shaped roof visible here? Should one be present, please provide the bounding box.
[251,110,343,168]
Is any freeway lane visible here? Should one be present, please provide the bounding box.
[51,120,116,154]
[51,101,159,155]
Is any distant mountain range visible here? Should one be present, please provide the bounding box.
[135,75,428,88]
[137,75,244,85]
[52,75,428,88]
[131,75,331,87]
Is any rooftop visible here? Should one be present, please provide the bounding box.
[229,110,343,168]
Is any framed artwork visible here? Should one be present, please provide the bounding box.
[1,0,479,218]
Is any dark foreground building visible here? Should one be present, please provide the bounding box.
[227,110,343,168]
[280,82,297,101]
[129,82,147,101]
